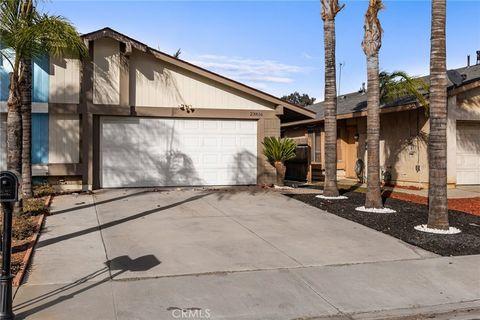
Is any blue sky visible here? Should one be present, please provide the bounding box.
[41,0,480,100]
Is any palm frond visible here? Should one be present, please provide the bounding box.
[379,70,429,108]
[0,0,87,76]
[30,14,88,59]
[262,137,297,164]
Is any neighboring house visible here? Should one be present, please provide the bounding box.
[283,63,480,188]
[0,27,314,190]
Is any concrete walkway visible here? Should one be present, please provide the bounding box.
[13,188,480,319]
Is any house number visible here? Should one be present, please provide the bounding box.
[250,112,263,117]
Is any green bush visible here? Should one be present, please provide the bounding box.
[262,137,297,164]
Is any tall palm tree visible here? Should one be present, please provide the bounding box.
[362,0,384,209]
[321,0,344,197]
[427,0,449,230]
[0,0,87,199]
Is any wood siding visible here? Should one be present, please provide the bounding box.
[49,56,81,104]
[32,113,49,164]
[33,56,49,103]
[94,38,120,105]
[129,50,272,110]
[48,113,80,163]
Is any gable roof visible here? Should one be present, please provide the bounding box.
[81,27,315,120]
[304,64,480,122]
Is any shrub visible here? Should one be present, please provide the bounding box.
[262,137,297,164]
[12,216,36,240]
[23,198,48,216]
[262,137,297,186]
[33,184,55,198]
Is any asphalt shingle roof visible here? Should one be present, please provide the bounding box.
[306,64,480,120]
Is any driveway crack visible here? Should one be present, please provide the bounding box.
[91,194,119,320]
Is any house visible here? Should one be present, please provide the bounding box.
[283,62,480,188]
[0,27,314,190]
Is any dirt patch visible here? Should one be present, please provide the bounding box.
[385,191,480,216]
[286,190,480,256]
[448,198,480,216]
[1,196,50,280]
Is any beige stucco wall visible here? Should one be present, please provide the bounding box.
[48,114,80,164]
[283,109,431,187]
[129,50,273,110]
[283,127,307,145]
[94,38,121,105]
[447,87,480,185]
[377,110,429,186]
[257,117,280,185]
[49,56,80,104]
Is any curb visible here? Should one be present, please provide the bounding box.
[13,195,52,286]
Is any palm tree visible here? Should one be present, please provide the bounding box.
[263,137,297,186]
[379,71,429,108]
[321,0,344,197]
[0,0,87,199]
[427,0,449,230]
[362,0,384,209]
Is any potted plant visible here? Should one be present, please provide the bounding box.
[262,137,297,186]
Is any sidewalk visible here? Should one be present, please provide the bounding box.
[14,254,480,319]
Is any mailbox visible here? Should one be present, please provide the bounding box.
[0,171,21,203]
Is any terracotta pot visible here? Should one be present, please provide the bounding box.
[274,161,286,186]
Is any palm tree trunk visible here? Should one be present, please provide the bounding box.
[362,0,384,209]
[6,73,22,175]
[21,59,33,199]
[365,55,383,208]
[322,2,342,197]
[427,0,449,229]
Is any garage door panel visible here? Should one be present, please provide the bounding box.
[102,168,146,188]
[456,122,480,185]
[101,117,257,187]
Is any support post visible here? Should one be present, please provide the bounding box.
[0,202,14,320]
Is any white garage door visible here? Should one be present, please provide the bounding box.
[456,122,480,185]
[100,117,258,188]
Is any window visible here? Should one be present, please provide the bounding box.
[314,132,321,162]
[310,130,321,163]
[337,129,343,161]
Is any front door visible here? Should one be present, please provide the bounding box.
[345,126,358,179]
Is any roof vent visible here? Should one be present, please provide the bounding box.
[461,74,467,81]
[467,55,470,67]
[358,82,366,94]
[477,50,480,65]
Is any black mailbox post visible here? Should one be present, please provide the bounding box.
[0,170,21,320]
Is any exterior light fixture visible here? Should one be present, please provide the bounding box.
[354,133,359,141]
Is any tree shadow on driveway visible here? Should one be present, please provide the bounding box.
[37,193,211,248]
[14,255,161,319]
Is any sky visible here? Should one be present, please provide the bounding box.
[40,0,480,101]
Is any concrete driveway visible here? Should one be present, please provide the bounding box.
[13,188,480,319]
